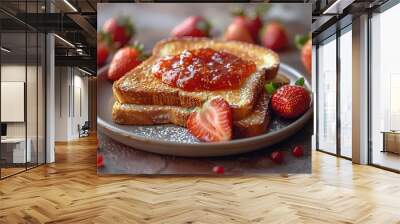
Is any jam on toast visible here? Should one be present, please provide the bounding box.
[113,38,280,120]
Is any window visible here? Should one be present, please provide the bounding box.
[0,1,46,179]
[317,36,337,154]
[370,2,400,171]
[339,27,352,158]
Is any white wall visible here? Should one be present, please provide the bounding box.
[1,65,37,138]
[1,64,46,164]
[54,67,89,141]
[54,67,69,141]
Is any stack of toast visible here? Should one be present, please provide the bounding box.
[112,38,287,139]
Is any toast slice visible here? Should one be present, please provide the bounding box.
[113,38,279,120]
[233,92,270,138]
[112,92,271,138]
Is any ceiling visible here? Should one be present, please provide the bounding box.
[0,0,392,73]
[310,0,390,42]
[0,0,99,74]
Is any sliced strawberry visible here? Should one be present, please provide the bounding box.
[271,85,311,119]
[260,22,288,51]
[102,16,134,48]
[187,97,232,142]
[107,44,147,81]
[171,16,211,38]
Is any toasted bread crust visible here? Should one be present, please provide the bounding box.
[233,93,270,138]
[113,38,279,120]
[112,102,191,126]
[112,92,271,139]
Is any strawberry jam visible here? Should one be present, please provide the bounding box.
[152,48,256,91]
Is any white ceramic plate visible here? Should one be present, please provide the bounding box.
[98,63,312,157]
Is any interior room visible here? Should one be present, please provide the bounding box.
[0,0,400,223]
[313,0,400,172]
[370,3,400,171]
[0,0,96,179]
[0,10,46,178]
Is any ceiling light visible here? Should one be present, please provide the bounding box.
[54,34,75,48]
[78,67,93,76]
[1,47,11,53]
[63,0,78,12]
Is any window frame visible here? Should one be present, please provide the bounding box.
[315,18,353,160]
[367,0,400,173]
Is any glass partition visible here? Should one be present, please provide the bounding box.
[339,27,352,159]
[0,1,46,179]
[370,3,400,171]
[0,30,28,177]
[317,35,337,155]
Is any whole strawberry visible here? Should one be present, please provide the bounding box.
[270,83,310,119]
[171,16,211,38]
[187,97,232,142]
[107,44,147,81]
[292,145,304,157]
[301,39,312,74]
[270,151,284,164]
[224,22,254,44]
[295,34,312,74]
[102,16,134,48]
[97,154,104,168]
[97,41,109,67]
[260,22,288,51]
[231,7,265,42]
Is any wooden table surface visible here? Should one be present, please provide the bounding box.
[97,3,313,175]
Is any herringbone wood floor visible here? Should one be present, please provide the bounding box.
[0,135,400,224]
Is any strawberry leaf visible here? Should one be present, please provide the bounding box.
[120,16,135,35]
[131,41,144,52]
[295,34,309,50]
[196,20,211,33]
[295,77,305,86]
[265,82,277,95]
[255,4,270,17]
[138,52,150,61]
[231,7,246,17]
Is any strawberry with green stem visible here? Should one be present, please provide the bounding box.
[260,22,288,51]
[102,16,135,48]
[230,5,269,42]
[97,32,112,67]
[171,16,211,38]
[295,34,312,74]
[107,43,148,81]
[224,22,254,44]
[266,78,311,119]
